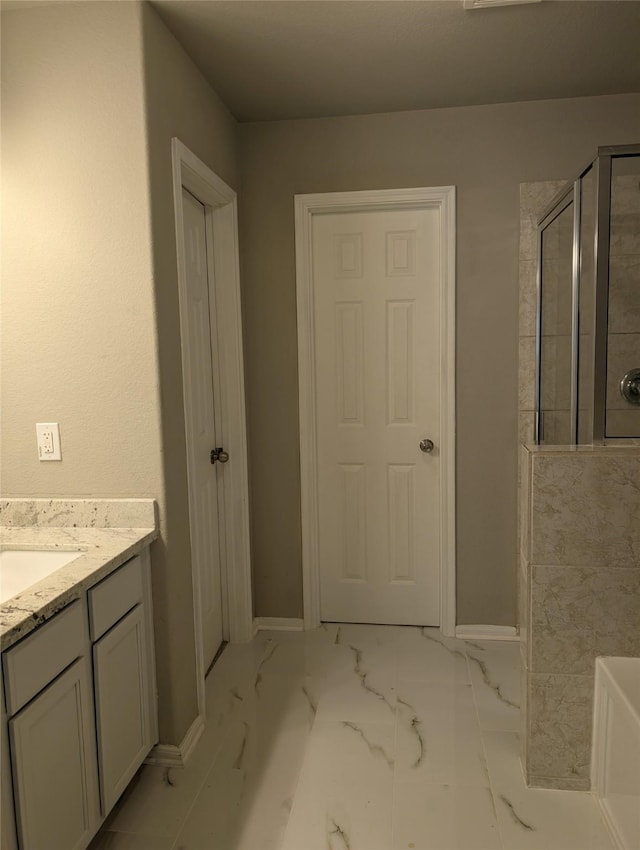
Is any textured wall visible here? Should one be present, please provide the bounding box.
[238,93,640,625]
[140,1,238,744]
[1,2,158,505]
[1,1,238,746]
[520,446,640,790]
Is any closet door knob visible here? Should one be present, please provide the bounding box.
[210,447,230,464]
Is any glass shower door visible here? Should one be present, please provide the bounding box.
[537,194,576,444]
[605,153,640,438]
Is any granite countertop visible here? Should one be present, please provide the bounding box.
[0,499,157,651]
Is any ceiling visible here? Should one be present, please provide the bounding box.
[150,0,640,123]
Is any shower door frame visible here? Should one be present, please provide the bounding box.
[535,143,640,446]
[534,184,580,445]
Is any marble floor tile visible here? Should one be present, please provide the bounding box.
[314,668,397,724]
[88,830,176,850]
[90,625,616,850]
[105,762,211,839]
[334,622,401,678]
[483,731,615,850]
[282,719,395,850]
[392,782,501,850]
[395,680,490,787]
[170,765,247,850]
[395,627,471,683]
[466,640,521,731]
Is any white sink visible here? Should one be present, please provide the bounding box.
[0,549,83,604]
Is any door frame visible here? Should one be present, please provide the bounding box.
[294,187,457,637]
[171,139,253,720]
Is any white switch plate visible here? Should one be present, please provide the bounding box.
[36,423,62,461]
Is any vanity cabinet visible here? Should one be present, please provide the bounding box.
[1,548,157,850]
[89,554,156,815]
[9,658,100,850]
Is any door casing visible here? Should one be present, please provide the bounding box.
[295,187,457,636]
[171,139,253,723]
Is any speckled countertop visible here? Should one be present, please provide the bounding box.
[0,499,157,650]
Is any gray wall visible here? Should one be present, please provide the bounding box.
[1,0,238,746]
[237,93,640,625]
[141,2,238,743]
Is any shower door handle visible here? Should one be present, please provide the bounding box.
[620,369,640,405]
[419,439,435,454]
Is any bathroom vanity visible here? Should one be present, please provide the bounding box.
[0,500,158,850]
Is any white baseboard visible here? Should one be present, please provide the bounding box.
[455,625,519,641]
[254,617,304,632]
[145,714,205,768]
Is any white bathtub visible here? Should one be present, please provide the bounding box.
[592,657,640,850]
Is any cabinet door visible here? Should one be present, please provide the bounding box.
[9,658,100,850]
[93,604,151,815]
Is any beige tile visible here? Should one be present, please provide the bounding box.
[593,568,640,636]
[539,409,572,445]
[610,211,640,256]
[541,260,573,336]
[519,260,538,338]
[528,775,590,792]
[518,411,535,445]
[595,628,640,659]
[519,446,532,564]
[520,181,568,219]
[518,336,536,411]
[611,174,640,217]
[606,408,640,438]
[519,217,538,262]
[606,332,640,411]
[609,254,640,334]
[519,180,568,264]
[518,561,529,664]
[530,566,598,629]
[528,673,593,785]
[531,628,595,676]
[531,452,640,566]
[540,334,572,412]
[529,565,597,674]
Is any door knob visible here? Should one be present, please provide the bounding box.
[210,447,230,464]
[419,439,435,454]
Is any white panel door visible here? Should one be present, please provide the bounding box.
[181,188,223,667]
[313,208,441,625]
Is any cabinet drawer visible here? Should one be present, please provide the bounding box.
[88,556,143,641]
[2,601,86,716]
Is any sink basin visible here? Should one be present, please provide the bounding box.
[0,549,83,604]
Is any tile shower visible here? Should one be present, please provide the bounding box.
[518,145,640,792]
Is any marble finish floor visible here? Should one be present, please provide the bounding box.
[91,625,614,850]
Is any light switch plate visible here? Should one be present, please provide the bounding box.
[36,423,62,461]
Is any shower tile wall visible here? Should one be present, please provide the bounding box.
[607,170,640,437]
[519,445,640,790]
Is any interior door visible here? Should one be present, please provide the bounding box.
[313,207,441,625]
[181,188,224,667]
